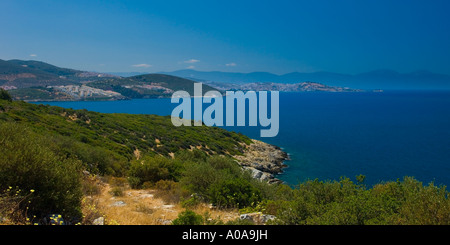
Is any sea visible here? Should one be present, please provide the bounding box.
[35,91,450,187]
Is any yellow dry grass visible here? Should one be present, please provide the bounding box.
[85,179,239,225]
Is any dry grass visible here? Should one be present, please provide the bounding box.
[84,177,239,225]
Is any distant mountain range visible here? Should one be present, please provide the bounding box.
[3,58,448,101]
[151,69,450,90]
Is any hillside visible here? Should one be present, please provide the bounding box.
[87,74,220,99]
[0,99,252,172]
[2,93,450,226]
[0,59,116,89]
[0,95,282,224]
[0,59,222,101]
[7,59,81,77]
[0,59,120,101]
[0,59,72,88]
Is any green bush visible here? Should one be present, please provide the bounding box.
[0,89,12,102]
[175,149,207,162]
[180,155,264,209]
[127,177,141,189]
[110,187,124,197]
[172,210,204,225]
[0,122,83,220]
[180,161,222,197]
[181,196,202,209]
[128,155,183,188]
[209,178,262,209]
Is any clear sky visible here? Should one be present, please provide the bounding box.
[1,0,449,75]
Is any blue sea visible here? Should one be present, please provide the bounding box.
[36,91,450,187]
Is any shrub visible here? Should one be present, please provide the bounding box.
[108,177,129,188]
[172,210,204,225]
[154,180,190,204]
[175,149,207,162]
[206,155,241,174]
[81,175,102,196]
[0,123,83,220]
[181,195,202,209]
[0,89,12,102]
[209,178,262,209]
[180,161,220,197]
[127,177,141,189]
[110,187,124,197]
[128,155,183,188]
[272,177,450,225]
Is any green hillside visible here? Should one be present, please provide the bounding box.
[1,91,450,225]
[7,59,81,77]
[0,92,253,222]
[0,98,251,173]
[0,59,116,96]
[0,59,76,88]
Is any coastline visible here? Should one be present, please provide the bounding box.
[234,139,289,184]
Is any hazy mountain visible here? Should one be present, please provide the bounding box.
[161,69,450,90]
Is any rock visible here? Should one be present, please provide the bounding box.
[111,201,126,207]
[261,214,276,223]
[235,139,289,183]
[240,213,252,221]
[93,217,104,225]
[244,167,274,182]
[157,219,172,225]
[138,194,154,199]
[240,212,276,225]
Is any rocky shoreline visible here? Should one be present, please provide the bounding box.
[234,139,289,184]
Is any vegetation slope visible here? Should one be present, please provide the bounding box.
[1,89,450,225]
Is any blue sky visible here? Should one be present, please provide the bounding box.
[1,0,449,75]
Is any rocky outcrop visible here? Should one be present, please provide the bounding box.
[240,212,276,225]
[234,139,289,184]
[92,217,105,225]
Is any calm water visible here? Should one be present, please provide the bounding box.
[36,91,450,187]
